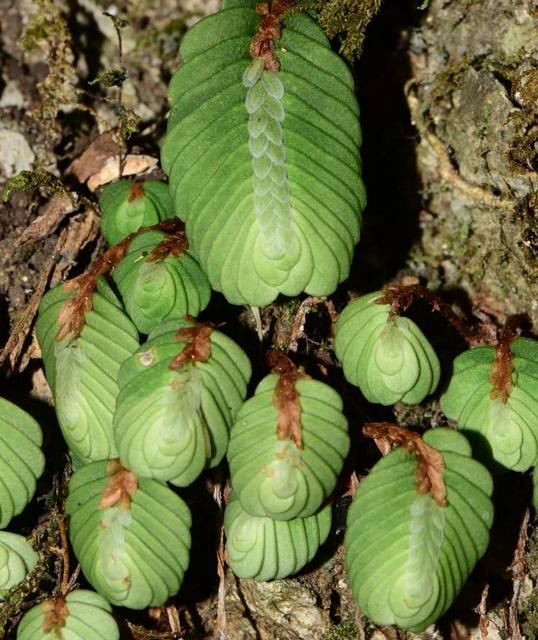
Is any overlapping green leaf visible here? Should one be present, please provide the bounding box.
[0,532,38,597]
[335,291,440,405]
[99,180,174,245]
[115,319,251,485]
[162,4,365,305]
[66,461,191,609]
[112,230,211,334]
[16,589,119,640]
[345,428,493,631]
[0,398,45,529]
[228,373,349,520]
[35,277,139,463]
[440,337,538,471]
[225,494,331,580]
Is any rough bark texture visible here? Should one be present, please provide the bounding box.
[407,0,538,326]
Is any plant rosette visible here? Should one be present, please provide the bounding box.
[0,398,45,529]
[99,179,174,245]
[345,426,493,632]
[440,337,538,471]
[227,356,349,520]
[112,228,211,335]
[162,0,365,305]
[114,318,252,485]
[35,277,139,464]
[225,493,331,580]
[16,589,119,640]
[334,291,440,405]
[66,460,191,609]
[0,532,38,598]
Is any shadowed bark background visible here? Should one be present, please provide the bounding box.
[0,0,537,638]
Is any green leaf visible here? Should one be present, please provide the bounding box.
[162,7,365,305]
[0,532,38,598]
[0,398,45,529]
[225,494,331,580]
[440,338,538,471]
[114,319,251,485]
[335,292,440,405]
[65,461,192,609]
[16,589,119,639]
[228,374,349,520]
[345,428,493,631]
[35,277,139,463]
[112,230,211,334]
[99,180,174,245]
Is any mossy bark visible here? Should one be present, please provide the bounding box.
[406,0,538,326]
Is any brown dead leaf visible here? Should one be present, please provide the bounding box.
[68,131,120,184]
[87,154,158,191]
[14,191,77,252]
[99,459,138,511]
[363,422,447,507]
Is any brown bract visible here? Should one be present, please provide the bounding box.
[127,181,145,202]
[169,321,213,370]
[54,220,186,341]
[42,598,69,633]
[490,315,525,403]
[99,459,138,511]
[250,0,294,72]
[363,422,447,507]
[147,220,188,261]
[267,350,307,448]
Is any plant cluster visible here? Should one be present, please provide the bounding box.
[3,0,538,637]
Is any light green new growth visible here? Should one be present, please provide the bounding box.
[405,494,445,608]
[440,337,538,471]
[243,58,296,261]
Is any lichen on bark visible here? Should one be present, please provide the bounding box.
[406,0,538,327]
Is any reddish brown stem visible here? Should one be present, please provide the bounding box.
[363,422,447,507]
[267,350,308,448]
[377,283,488,346]
[169,320,213,370]
[250,0,295,71]
[490,314,526,403]
[56,219,186,342]
[99,459,138,511]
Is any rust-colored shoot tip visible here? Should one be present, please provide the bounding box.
[169,322,213,370]
[490,314,526,403]
[42,598,69,633]
[362,422,447,507]
[99,460,138,511]
[128,181,145,202]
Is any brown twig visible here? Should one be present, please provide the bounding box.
[289,296,337,352]
[476,583,490,640]
[363,422,447,507]
[508,508,530,640]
